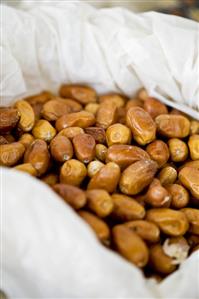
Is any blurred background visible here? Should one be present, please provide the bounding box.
[89,0,199,20]
[2,0,199,21]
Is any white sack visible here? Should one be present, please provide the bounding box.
[1,1,199,118]
[1,2,199,298]
[1,167,199,299]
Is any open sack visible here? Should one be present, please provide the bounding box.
[1,1,199,298]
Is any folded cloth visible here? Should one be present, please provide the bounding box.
[1,1,199,119]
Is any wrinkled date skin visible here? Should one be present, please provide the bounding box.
[106,124,131,146]
[15,100,35,132]
[145,179,171,208]
[146,140,170,168]
[166,184,189,209]
[126,107,156,145]
[56,111,95,131]
[155,115,190,138]
[106,145,150,169]
[111,193,146,221]
[99,94,125,108]
[41,99,70,121]
[0,142,25,166]
[158,166,177,186]
[119,159,158,195]
[50,135,73,162]
[149,244,176,274]
[58,127,84,139]
[179,166,199,200]
[73,133,96,163]
[60,159,87,186]
[24,139,50,176]
[88,162,121,193]
[113,225,149,268]
[86,189,113,218]
[60,98,83,113]
[87,160,104,177]
[0,107,20,134]
[3,84,199,280]
[32,120,56,142]
[181,208,199,235]
[168,138,188,162]
[146,208,189,236]
[85,127,106,144]
[96,101,118,129]
[59,84,97,104]
[188,134,199,160]
[143,98,168,119]
[125,220,160,243]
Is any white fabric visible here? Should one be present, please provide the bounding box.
[1,2,199,298]
[1,1,199,118]
[1,167,199,298]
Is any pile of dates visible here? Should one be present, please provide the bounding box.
[0,85,199,281]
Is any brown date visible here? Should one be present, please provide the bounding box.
[155,114,190,138]
[179,166,199,200]
[73,133,95,163]
[143,98,168,119]
[119,159,158,195]
[56,111,95,131]
[113,225,149,268]
[0,142,25,166]
[59,84,97,104]
[106,145,150,169]
[126,107,156,145]
[85,127,106,144]
[0,107,20,134]
[88,162,120,193]
[24,139,50,176]
[96,101,118,129]
[50,135,73,162]
[146,140,170,168]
